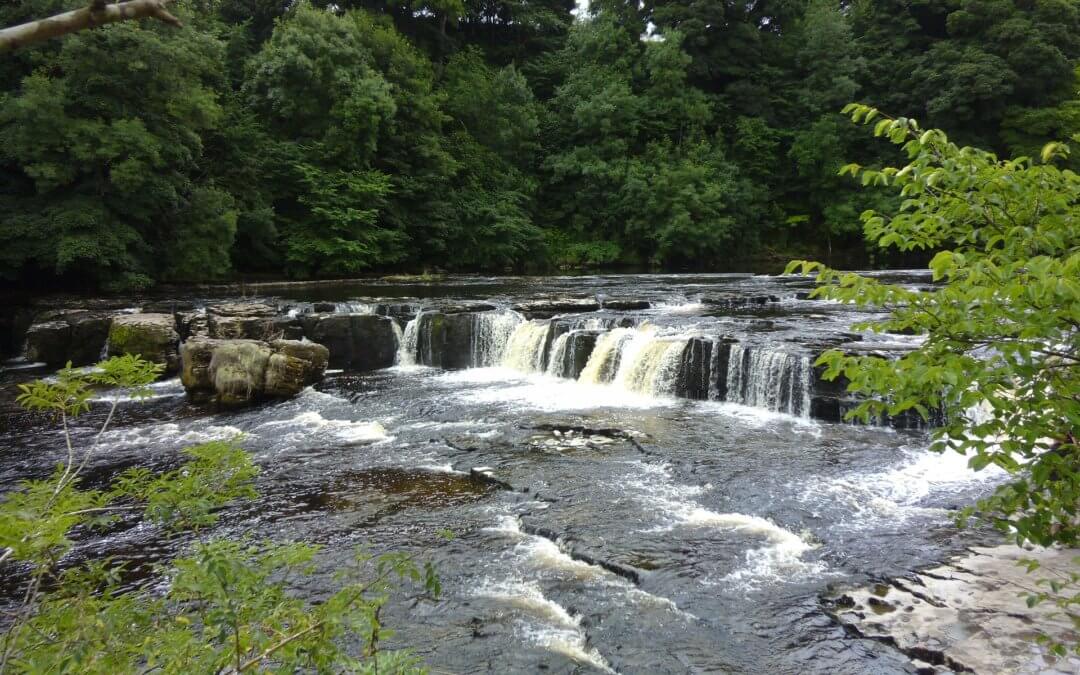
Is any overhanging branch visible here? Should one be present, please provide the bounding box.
[0,0,182,53]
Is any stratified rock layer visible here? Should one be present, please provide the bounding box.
[827,545,1080,674]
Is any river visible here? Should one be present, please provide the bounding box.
[0,272,1007,673]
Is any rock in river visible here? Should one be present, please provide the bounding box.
[300,313,398,371]
[180,338,328,406]
[107,313,180,372]
[24,310,112,366]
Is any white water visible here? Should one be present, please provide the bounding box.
[626,461,825,588]
[398,314,421,366]
[501,320,553,372]
[725,345,812,418]
[545,333,571,377]
[473,311,523,366]
[578,328,636,384]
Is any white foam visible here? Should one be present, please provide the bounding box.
[256,411,389,444]
[796,446,1007,528]
[443,369,674,412]
[473,580,615,673]
[625,461,824,587]
[104,422,245,448]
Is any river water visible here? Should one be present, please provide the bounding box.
[0,273,1007,673]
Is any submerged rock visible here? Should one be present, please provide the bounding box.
[24,310,112,366]
[826,545,1080,674]
[107,313,180,372]
[180,338,328,406]
[300,313,398,371]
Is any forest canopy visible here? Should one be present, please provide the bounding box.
[3,0,1079,289]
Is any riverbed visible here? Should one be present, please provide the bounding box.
[0,273,1008,673]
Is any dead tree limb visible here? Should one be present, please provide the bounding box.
[0,0,181,53]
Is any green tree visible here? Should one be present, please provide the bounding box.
[0,8,237,289]
[789,106,1079,645]
[1,356,440,672]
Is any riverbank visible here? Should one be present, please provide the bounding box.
[827,544,1080,673]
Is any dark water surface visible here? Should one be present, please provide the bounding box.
[0,273,1006,674]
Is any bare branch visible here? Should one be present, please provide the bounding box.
[0,0,182,53]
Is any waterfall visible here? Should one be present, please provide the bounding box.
[614,337,688,395]
[335,302,376,314]
[578,328,635,384]
[390,320,404,365]
[398,314,421,366]
[472,311,523,367]
[501,320,554,373]
[724,345,812,417]
[546,334,571,377]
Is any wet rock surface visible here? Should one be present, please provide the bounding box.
[827,545,1080,674]
[300,313,398,371]
[107,313,180,372]
[180,337,328,406]
[24,310,113,366]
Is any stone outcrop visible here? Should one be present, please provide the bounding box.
[24,310,112,366]
[700,294,780,309]
[511,298,601,317]
[207,302,277,340]
[601,299,651,311]
[180,338,328,406]
[827,545,1080,674]
[300,313,398,371]
[108,313,181,372]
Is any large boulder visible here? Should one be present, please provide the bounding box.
[300,313,398,371]
[108,313,180,372]
[180,338,328,406]
[207,302,277,340]
[25,310,112,366]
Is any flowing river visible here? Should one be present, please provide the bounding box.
[0,272,1008,673]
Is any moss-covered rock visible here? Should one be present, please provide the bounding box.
[180,337,329,407]
[108,313,180,372]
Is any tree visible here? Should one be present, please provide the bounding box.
[1,356,440,671]
[789,103,1079,647]
[0,0,181,53]
[0,8,236,289]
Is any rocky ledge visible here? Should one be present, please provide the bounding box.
[827,545,1080,674]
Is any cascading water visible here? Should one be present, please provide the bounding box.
[578,329,636,384]
[335,302,376,314]
[545,334,571,378]
[472,312,523,367]
[398,314,421,366]
[725,345,812,417]
[501,320,554,373]
[613,337,689,396]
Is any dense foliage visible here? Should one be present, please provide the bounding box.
[3,0,1080,288]
[789,104,1079,651]
[0,356,440,672]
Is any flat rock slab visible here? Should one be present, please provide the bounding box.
[828,545,1080,674]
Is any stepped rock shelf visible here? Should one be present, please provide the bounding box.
[7,272,934,422]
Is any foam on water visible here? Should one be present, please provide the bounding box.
[445,369,675,411]
[796,445,1007,529]
[256,411,389,445]
[104,422,245,448]
[472,579,615,673]
[625,461,824,587]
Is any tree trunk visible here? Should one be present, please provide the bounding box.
[0,0,181,53]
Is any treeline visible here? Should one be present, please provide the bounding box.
[1,0,1078,289]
